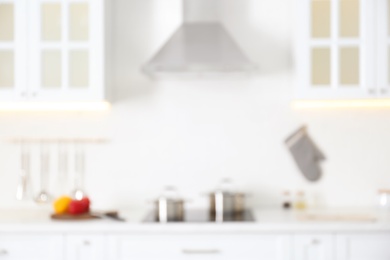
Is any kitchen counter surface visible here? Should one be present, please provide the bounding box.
[0,208,389,233]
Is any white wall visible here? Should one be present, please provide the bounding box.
[0,0,389,210]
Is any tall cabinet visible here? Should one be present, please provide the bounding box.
[0,0,107,103]
[295,0,389,100]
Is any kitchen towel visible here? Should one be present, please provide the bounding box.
[285,126,326,182]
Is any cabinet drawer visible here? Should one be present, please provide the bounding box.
[0,234,63,260]
[65,234,106,260]
[108,234,290,260]
[293,234,334,260]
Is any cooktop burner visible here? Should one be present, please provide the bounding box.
[143,210,255,223]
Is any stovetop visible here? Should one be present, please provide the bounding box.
[143,210,255,223]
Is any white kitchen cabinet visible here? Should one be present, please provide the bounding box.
[376,0,390,97]
[0,230,389,260]
[108,234,292,260]
[0,233,63,260]
[0,0,107,103]
[336,233,390,260]
[293,234,334,260]
[65,234,107,260]
[295,0,379,100]
[0,0,27,101]
[28,0,106,102]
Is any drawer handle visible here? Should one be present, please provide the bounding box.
[0,249,8,256]
[368,89,376,95]
[312,239,320,245]
[182,249,221,255]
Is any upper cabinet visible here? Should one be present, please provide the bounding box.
[377,0,390,97]
[0,0,26,101]
[0,0,107,103]
[295,0,387,100]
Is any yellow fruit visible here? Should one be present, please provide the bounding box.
[53,196,72,214]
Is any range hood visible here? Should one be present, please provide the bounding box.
[143,0,257,78]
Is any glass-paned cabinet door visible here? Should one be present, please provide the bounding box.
[28,0,104,101]
[0,0,27,100]
[377,0,390,97]
[296,0,375,99]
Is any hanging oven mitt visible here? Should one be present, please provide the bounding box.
[285,126,326,182]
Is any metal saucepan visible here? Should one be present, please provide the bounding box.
[152,186,185,222]
[154,198,184,222]
[209,192,246,214]
[207,179,248,221]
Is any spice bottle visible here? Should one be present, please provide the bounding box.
[294,191,307,210]
[282,191,292,210]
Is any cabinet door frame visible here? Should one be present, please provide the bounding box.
[377,0,390,97]
[27,0,105,102]
[336,233,390,260]
[293,234,335,260]
[65,234,107,260]
[295,0,376,100]
[0,0,28,101]
[0,233,64,259]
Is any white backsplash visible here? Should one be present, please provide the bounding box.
[0,0,388,210]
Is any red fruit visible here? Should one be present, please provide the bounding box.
[80,197,91,212]
[68,200,88,215]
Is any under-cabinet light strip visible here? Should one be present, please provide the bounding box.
[6,138,109,144]
[293,100,390,109]
[0,101,111,112]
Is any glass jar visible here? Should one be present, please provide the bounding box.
[378,189,390,210]
[294,191,307,210]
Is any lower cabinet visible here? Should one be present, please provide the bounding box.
[0,232,389,260]
[65,234,107,260]
[293,234,334,260]
[108,234,292,260]
[0,234,63,260]
[336,234,390,260]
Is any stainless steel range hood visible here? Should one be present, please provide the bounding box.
[143,0,257,78]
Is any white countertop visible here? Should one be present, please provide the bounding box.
[0,208,389,233]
